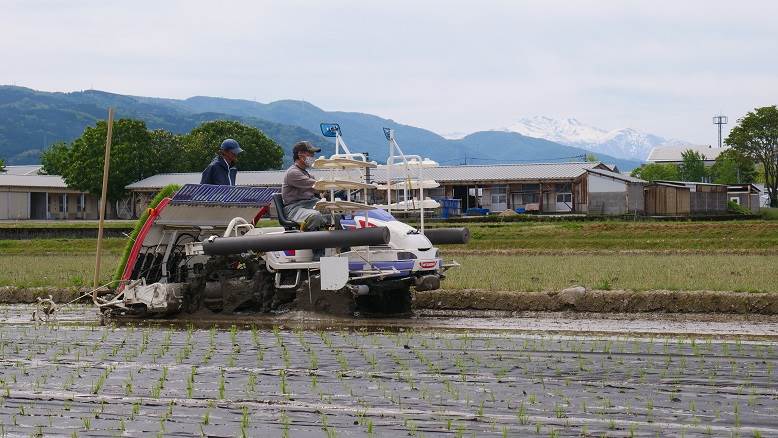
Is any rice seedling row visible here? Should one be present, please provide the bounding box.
[0,318,775,436]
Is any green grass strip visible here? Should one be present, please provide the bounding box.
[112,184,181,282]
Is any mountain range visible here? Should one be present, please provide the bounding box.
[0,86,643,171]
[503,116,695,161]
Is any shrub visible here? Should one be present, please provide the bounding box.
[727,200,751,215]
[760,208,778,220]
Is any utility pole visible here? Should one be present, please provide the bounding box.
[93,108,114,290]
[713,115,728,148]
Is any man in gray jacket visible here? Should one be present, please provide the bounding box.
[282,141,327,231]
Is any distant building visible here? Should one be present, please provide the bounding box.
[727,184,762,214]
[646,145,727,166]
[0,174,100,220]
[126,162,631,217]
[0,165,44,176]
[644,181,760,216]
[584,168,645,215]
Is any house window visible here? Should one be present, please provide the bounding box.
[59,194,67,213]
[490,186,507,206]
[729,196,740,205]
[426,188,445,198]
[556,193,572,203]
[520,193,539,204]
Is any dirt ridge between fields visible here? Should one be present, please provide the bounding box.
[442,248,778,256]
[3,285,778,314]
[414,288,778,314]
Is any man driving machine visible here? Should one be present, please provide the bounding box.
[281,141,329,231]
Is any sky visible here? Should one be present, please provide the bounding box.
[2,0,777,145]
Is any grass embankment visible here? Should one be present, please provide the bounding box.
[446,254,777,293]
[0,238,123,287]
[436,220,778,251]
[0,220,134,229]
[432,221,778,293]
[1,220,777,293]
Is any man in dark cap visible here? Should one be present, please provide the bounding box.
[200,139,243,185]
[282,141,327,231]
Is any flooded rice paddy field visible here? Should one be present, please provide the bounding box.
[0,306,776,437]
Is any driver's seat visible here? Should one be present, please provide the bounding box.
[273,193,300,230]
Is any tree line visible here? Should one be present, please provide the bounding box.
[41,119,284,203]
[631,105,778,207]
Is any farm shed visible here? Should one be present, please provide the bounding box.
[654,181,728,216]
[0,174,100,220]
[644,182,690,216]
[727,184,761,214]
[127,162,618,217]
[583,168,645,215]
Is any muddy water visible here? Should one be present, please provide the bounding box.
[0,305,776,436]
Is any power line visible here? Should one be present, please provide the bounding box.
[439,154,588,164]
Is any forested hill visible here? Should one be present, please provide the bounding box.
[0,86,641,170]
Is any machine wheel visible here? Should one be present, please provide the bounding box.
[357,284,412,315]
[295,275,356,316]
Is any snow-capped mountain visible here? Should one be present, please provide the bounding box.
[440,131,470,140]
[504,116,694,161]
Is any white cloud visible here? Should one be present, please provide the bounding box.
[1,0,776,145]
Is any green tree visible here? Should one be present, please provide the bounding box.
[40,141,72,175]
[61,119,172,203]
[630,163,681,182]
[178,120,283,172]
[726,105,778,207]
[585,153,598,162]
[149,129,183,172]
[709,148,757,184]
[679,150,707,182]
[0,157,5,172]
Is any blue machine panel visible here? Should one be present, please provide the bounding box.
[171,184,278,206]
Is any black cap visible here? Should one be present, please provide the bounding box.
[292,141,321,159]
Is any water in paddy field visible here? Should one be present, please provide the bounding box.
[0,305,777,437]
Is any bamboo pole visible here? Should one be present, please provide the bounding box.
[93,108,114,288]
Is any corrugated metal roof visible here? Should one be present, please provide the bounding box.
[126,162,600,190]
[654,180,728,188]
[587,168,645,184]
[406,162,600,182]
[647,145,727,162]
[0,165,43,175]
[0,174,70,188]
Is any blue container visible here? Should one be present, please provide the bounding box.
[439,199,461,219]
[465,208,489,216]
